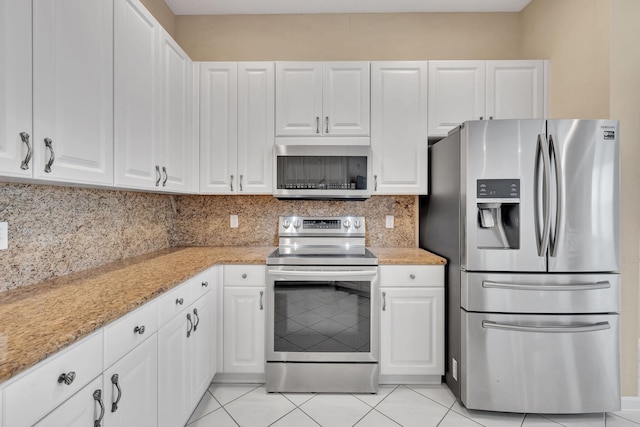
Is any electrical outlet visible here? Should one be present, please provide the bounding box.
[452,358,458,381]
[0,222,7,250]
[230,215,239,228]
[385,215,394,229]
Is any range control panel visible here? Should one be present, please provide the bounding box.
[278,216,366,236]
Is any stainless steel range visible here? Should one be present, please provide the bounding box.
[266,216,379,393]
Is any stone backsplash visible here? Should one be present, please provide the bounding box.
[0,183,417,291]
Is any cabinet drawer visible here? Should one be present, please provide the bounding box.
[158,270,213,326]
[3,331,103,427]
[224,265,265,286]
[380,265,444,287]
[104,300,158,368]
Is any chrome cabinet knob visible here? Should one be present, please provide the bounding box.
[176,298,184,305]
[133,325,145,335]
[242,273,247,279]
[410,274,416,280]
[58,371,76,385]
[202,281,208,287]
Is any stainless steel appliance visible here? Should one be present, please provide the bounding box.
[273,145,372,199]
[266,216,379,393]
[420,119,620,413]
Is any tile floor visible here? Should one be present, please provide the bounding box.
[185,383,640,427]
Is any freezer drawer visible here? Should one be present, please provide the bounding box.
[461,272,620,314]
[460,311,620,413]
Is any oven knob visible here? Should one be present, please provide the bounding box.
[343,219,351,229]
[354,220,362,229]
[293,220,301,229]
[282,219,291,229]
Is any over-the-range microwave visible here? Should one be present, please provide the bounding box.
[273,143,372,199]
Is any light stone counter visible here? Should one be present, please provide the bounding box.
[0,246,445,383]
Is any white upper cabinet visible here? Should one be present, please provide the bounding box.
[371,62,428,195]
[200,62,274,194]
[114,0,195,193]
[275,62,370,138]
[0,0,32,178]
[428,61,485,137]
[428,60,547,137]
[32,0,114,185]
[485,60,545,120]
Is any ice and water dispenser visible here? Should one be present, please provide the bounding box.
[476,179,520,249]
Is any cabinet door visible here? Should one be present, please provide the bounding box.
[114,0,161,190]
[486,60,545,120]
[0,0,32,177]
[323,62,370,136]
[275,62,323,136]
[199,62,237,194]
[380,287,444,376]
[191,292,215,399]
[104,335,158,427]
[158,310,192,427]
[223,287,266,373]
[34,376,103,427]
[371,62,428,194]
[238,62,274,194]
[159,30,195,193]
[428,61,485,137]
[32,0,113,185]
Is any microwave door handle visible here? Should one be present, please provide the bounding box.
[482,320,611,334]
[535,133,551,257]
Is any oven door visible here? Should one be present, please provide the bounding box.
[266,266,379,363]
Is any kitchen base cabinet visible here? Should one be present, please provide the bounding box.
[223,287,266,374]
[379,266,444,384]
[33,376,104,427]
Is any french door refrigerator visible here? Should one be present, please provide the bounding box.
[420,119,620,413]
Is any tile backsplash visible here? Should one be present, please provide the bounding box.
[0,183,417,291]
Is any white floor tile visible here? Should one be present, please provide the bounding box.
[187,408,239,427]
[281,392,316,407]
[407,384,457,409]
[606,414,640,426]
[187,391,222,424]
[521,414,563,426]
[208,383,260,406]
[269,408,320,427]
[225,386,296,427]
[300,394,372,427]
[451,401,525,427]
[353,409,402,427]
[438,410,483,427]
[352,385,397,408]
[611,411,640,424]
[542,412,605,427]
[375,386,449,427]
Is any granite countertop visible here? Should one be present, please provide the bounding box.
[0,246,445,384]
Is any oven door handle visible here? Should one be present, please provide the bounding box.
[268,268,378,279]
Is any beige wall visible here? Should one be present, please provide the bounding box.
[175,13,521,61]
[140,0,176,38]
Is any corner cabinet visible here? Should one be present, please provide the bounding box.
[379,265,444,383]
[275,62,370,138]
[200,62,274,194]
[428,60,548,137]
[371,62,428,195]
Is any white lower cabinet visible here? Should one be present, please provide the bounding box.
[34,376,104,427]
[379,265,444,381]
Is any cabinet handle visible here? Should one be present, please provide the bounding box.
[325,116,329,134]
[374,175,378,191]
[176,298,184,305]
[186,313,193,338]
[316,117,320,134]
[57,371,76,385]
[382,292,386,311]
[162,166,168,187]
[259,290,264,310]
[155,165,161,186]
[193,308,200,332]
[410,274,416,280]
[480,116,484,120]
[242,273,247,279]
[93,389,105,427]
[19,132,31,170]
[43,138,55,173]
[110,374,122,413]
[202,281,208,287]
[239,174,243,191]
[489,116,494,120]
[133,325,145,335]
[230,174,234,191]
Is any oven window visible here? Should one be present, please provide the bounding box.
[274,280,371,353]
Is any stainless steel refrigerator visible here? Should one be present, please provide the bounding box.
[420,119,620,413]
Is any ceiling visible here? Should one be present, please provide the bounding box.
[165,0,533,16]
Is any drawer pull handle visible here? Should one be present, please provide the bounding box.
[409,274,416,280]
[193,308,200,331]
[20,132,31,170]
[259,290,264,310]
[57,371,76,385]
[186,313,193,338]
[382,292,386,311]
[110,374,122,413]
[93,389,105,427]
[134,325,145,335]
[202,281,209,287]
[176,298,184,305]
[162,166,168,187]
[155,165,161,186]
[44,138,55,173]
[242,273,247,279]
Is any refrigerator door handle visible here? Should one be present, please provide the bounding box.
[535,133,551,257]
[482,320,611,334]
[549,134,562,257]
[482,280,611,291]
